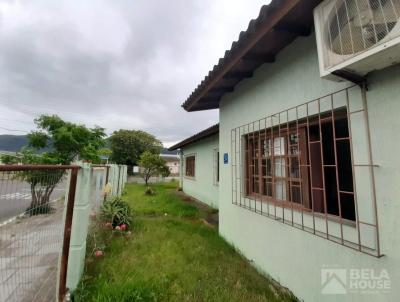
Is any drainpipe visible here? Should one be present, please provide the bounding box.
[179,150,183,189]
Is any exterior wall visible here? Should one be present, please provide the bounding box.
[218,33,400,302]
[181,134,219,208]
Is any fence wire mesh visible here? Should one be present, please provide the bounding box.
[0,166,73,302]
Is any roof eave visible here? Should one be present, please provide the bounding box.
[181,0,320,112]
[168,124,219,150]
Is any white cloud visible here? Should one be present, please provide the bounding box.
[0,0,268,145]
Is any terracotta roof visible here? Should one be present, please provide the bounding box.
[168,124,219,150]
[182,0,321,112]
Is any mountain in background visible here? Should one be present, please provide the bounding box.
[0,135,29,152]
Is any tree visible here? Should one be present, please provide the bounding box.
[1,154,19,164]
[138,151,169,186]
[109,130,162,169]
[2,115,106,215]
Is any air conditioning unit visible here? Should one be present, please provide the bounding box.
[314,0,400,80]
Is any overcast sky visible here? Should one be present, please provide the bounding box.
[0,0,268,146]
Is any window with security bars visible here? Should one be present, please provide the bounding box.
[245,108,356,221]
[185,155,195,177]
[231,86,381,257]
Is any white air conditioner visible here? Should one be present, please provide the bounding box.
[314,0,400,80]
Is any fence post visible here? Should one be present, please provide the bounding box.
[111,164,117,196]
[123,165,127,189]
[117,165,121,196]
[104,165,110,202]
[58,167,79,301]
[65,163,92,292]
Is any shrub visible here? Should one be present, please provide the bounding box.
[101,197,133,228]
[145,186,156,195]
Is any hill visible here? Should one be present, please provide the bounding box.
[0,135,29,152]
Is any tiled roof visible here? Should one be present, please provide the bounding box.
[168,124,219,150]
[182,0,320,111]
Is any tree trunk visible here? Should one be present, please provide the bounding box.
[28,183,57,215]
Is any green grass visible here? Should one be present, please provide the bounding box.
[74,182,297,302]
[124,182,199,218]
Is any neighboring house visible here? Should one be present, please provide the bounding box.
[170,1,400,301]
[170,124,219,208]
[160,148,180,176]
[99,155,109,164]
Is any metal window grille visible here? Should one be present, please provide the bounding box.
[231,85,381,257]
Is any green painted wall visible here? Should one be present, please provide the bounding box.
[181,134,219,209]
[218,33,400,302]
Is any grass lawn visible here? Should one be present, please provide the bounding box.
[74,182,297,302]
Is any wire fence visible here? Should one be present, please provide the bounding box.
[0,165,79,302]
[0,163,127,302]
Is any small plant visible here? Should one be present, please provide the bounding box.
[94,250,104,257]
[101,197,133,228]
[86,219,110,259]
[145,186,156,195]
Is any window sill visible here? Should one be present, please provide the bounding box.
[245,193,356,228]
[184,176,195,181]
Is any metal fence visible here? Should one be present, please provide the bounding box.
[0,163,127,302]
[231,85,380,257]
[0,165,79,302]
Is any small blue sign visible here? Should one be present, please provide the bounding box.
[223,153,228,164]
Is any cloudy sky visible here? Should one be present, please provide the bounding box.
[0,0,268,146]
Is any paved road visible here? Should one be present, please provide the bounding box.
[0,179,67,223]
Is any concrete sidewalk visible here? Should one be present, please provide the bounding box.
[0,200,65,302]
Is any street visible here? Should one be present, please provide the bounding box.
[0,179,67,223]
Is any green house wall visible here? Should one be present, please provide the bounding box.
[180,134,219,209]
[217,33,400,302]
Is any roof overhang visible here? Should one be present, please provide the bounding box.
[182,0,322,112]
[168,124,219,150]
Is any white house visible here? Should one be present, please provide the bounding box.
[160,148,180,176]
